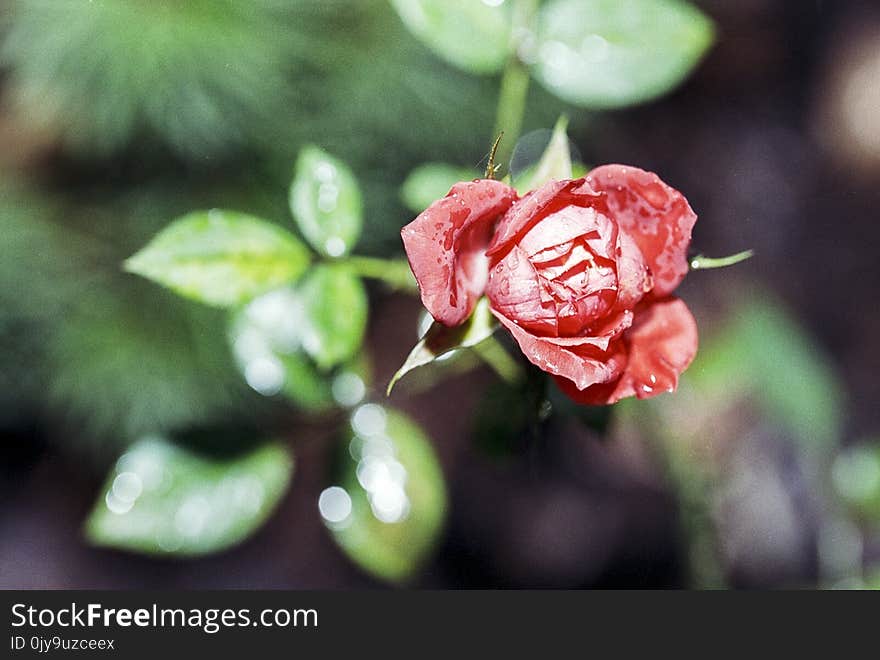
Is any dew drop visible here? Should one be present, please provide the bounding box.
[324,236,346,257]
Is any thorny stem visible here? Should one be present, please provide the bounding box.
[491,0,538,173]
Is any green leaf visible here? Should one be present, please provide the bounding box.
[278,352,336,411]
[320,405,447,582]
[228,287,331,411]
[832,442,880,519]
[228,282,371,411]
[299,264,369,371]
[531,0,714,108]
[400,162,481,213]
[691,296,844,454]
[290,145,363,257]
[387,297,498,395]
[390,0,512,74]
[125,210,310,308]
[84,437,293,557]
[515,116,573,194]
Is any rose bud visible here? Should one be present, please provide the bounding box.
[401,165,699,405]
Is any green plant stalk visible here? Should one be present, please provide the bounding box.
[633,402,726,588]
[491,0,539,172]
[690,250,754,270]
[341,256,417,291]
[473,335,525,385]
[660,441,726,589]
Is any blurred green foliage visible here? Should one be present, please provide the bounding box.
[290,145,363,258]
[0,183,253,440]
[392,0,714,110]
[614,293,850,587]
[690,296,845,456]
[1,0,301,157]
[390,0,513,74]
[127,145,380,421]
[833,442,880,521]
[85,436,293,556]
[322,406,447,582]
[298,264,368,371]
[531,0,714,108]
[400,163,481,214]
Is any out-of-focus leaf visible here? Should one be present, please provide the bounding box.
[531,0,714,108]
[832,441,880,519]
[125,210,310,308]
[388,297,497,394]
[278,352,336,412]
[320,405,446,582]
[229,287,332,411]
[228,283,370,411]
[390,0,512,74]
[516,116,573,193]
[85,437,293,557]
[692,297,844,453]
[299,264,368,371]
[290,145,363,257]
[400,162,481,213]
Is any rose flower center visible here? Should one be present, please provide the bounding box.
[487,205,621,339]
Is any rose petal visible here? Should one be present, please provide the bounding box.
[492,309,624,390]
[486,178,602,258]
[543,308,634,349]
[487,245,557,335]
[613,229,652,312]
[556,297,698,405]
[401,179,517,326]
[518,205,610,258]
[586,165,696,297]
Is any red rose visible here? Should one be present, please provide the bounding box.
[401,165,698,405]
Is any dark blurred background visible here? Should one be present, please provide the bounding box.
[1,0,879,589]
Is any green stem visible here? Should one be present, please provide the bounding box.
[661,442,726,589]
[474,335,525,385]
[690,250,754,271]
[491,0,538,173]
[340,256,417,291]
[636,403,726,588]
